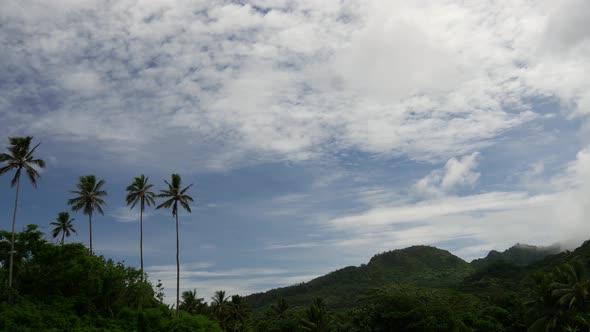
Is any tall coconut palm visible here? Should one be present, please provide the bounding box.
[50,212,77,244]
[125,175,156,278]
[156,173,193,316]
[67,175,107,254]
[0,136,45,288]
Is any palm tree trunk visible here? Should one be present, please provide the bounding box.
[89,212,93,254]
[61,231,65,245]
[176,212,180,316]
[140,200,144,280]
[8,175,21,288]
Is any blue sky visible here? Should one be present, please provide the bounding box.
[1,0,590,302]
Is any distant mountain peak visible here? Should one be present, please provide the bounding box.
[471,242,561,268]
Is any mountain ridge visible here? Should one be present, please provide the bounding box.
[245,242,566,311]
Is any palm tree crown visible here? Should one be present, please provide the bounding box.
[0,136,45,288]
[67,175,107,254]
[50,212,77,244]
[125,174,156,278]
[0,136,45,188]
[179,289,207,315]
[156,173,193,216]
[211,290,229,307]
[126,175,156,210]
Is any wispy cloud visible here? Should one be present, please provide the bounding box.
[145,263,320,301]
[111,206,154,223]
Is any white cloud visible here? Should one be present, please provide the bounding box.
[414,152,481,196]
[2,0,587,172]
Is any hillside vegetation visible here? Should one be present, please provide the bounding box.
[246,246,474,310]
[3,224,590,331]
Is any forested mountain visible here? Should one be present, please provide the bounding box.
[247,243,566,313]
[247,240,590,331]
[245,246,474,310]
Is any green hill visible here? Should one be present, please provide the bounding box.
[245,246,474,311]
[245,243,573,313]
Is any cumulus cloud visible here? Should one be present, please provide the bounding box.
[414,152,481,196]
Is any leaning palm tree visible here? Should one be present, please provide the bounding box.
[125,175,156,278]
[50,212,77,244]
[0,136,45,288]
[67,175,107,254]
[156,173,193,316]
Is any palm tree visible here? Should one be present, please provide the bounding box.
[551,261,590,310]
[67,175,107,254]
[271,297,290,319]
[211,290,229,329]
[179,289,207,315]
[50,212,77,244]
[125,175,156,278]
[227,295,250,332]
[0,136,45,288]
[211,289,229,308]
[528,261,590,331]
[156,173,193,316]
[301,297,330,332]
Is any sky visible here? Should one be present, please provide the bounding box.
[1,0,590,303]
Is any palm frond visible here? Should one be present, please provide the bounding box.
[145,194,156,206]
[157,198,175,210]
[179,200,192,213]
[29,157,45,169]
[24,142,40,159]
[180,184,193,194]
[0,163,17,175]
[0,152,15,162]
[95,204,105,216]
[24,165,40,187]
[10,168,21,187]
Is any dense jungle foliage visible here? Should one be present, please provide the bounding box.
[2,225,590,331]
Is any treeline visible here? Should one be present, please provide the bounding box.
[0,225,220,331]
